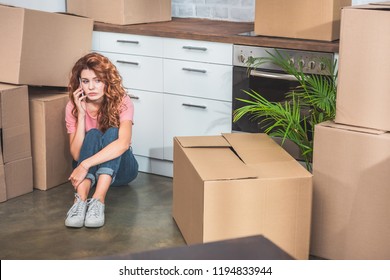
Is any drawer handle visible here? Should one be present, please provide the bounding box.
[129,94,140,100]
[117,40,139,44]
[182,67,207,74]
[117,60,139,66]
[182,103,207,109]
[182,46,207,51]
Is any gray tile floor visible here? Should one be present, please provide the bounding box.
[0,172,185,260]
[0,172,323,260]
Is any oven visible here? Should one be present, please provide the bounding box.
[232,45,334,159]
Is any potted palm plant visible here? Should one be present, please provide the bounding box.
[233,50,338,172]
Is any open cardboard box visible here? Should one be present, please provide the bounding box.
[335,2,390,131]
[172,133,312,260]
[311,121,390,259]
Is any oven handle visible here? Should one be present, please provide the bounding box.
[250,69,298,81]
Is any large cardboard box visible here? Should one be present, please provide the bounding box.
[0,4,93,87]
[5,157,33,200]
[254,0,351,41]
[311,121,390,259]
[29,88,72,190]
[173,133,313,260]
[0,84,31,163]
[335,3,390,131]
[67,0,171,25]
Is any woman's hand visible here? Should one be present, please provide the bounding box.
[68,163,89,189]
[73,87,87,116]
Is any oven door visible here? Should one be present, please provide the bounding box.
[232,66,304,160]
[233,66,300,132]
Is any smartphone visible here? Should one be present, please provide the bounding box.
[78,78,85,97]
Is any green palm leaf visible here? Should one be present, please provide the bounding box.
[234,49,338,172]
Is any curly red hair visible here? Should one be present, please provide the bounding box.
[68,52,127,132]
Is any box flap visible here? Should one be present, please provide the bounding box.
[176,135,231,148]
[184,147,258,181]
[319,121,386,135]
[175,136,258,181]
[222,133,293,164]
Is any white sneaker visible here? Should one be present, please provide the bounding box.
[84,198,105,228]
[65,193,87,228]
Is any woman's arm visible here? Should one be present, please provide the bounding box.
[69,113,86,161]
[68,87,87,161]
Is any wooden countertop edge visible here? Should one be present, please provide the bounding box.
[94,18,339,53]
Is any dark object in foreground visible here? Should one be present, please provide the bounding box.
[99,235,294,260]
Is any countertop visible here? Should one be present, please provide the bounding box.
[94,18,339,53]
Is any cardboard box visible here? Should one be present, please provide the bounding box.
[254,0,351,41]
[335,3,390,131]
[5,157,33,200]
[0,4,93,87]
[0,84,31,163]
[29,88,72,190]
[172,133,313,260]
[67,0,171,25]
[311,121,390,259]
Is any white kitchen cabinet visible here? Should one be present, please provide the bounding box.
[95,32,163,57]
[162,37,233,161]
[163,38,232,65]
[128,89,164,160]
[163,59,232,101]
[163,94,232,161]
[100,51,163,93]
[92,31,233,177]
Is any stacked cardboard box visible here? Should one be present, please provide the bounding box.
[0,5,93,201]
[29,88,73,191]
[67,0,171,25]
[254,0,351,41]
[0,84,33,202]
[0,5,93,87]
[311,3,390,259]
[173,133,313,260]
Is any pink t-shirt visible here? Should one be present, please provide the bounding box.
[65,95,134,134]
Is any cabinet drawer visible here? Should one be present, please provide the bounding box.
[164,59,232,101]
[101,51,163,93]
[93,31,164,57]
[164,38,232,65]
[163,94,232,161]
[129,90,164,159]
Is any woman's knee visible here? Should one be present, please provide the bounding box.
[102,127,119,145]
[85,128,103,142]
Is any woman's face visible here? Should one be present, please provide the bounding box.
[79,69,105,102]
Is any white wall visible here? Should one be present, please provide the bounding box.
[0,0,65,12]
[0,0,385,21]
[172,0,385,22]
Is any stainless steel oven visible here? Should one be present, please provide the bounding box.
[232,45,334,159]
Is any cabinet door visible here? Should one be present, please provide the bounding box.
[163,94,232,161]
[130,90,164,159]
[95,31,164,57]
[100,51,163,93]
[163,38,232,65]
[164,59,232,102]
